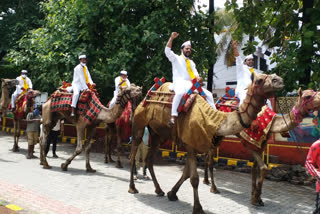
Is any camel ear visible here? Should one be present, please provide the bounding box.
[1,78,4,82]
[298,88,302,97]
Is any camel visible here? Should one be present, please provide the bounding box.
[202,88,320,207]
[12,89,41,152]
[104,95,141,168]
[0,78,19,118]
[128,73,284,214]
[39,84,142,171]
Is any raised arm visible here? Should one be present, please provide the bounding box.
[165,32,179,62]
[166,32,179,48]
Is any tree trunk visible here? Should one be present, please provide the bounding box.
[300,0,314,86]
[207,0,214,92]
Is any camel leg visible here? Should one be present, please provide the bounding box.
[115,125,123,168]
[248,147,266,206]
[168,146,204,214]
[128,128,144,194]
[207,149,219,194]
[39,123,52,169]
[85,126,96,173]
[203,152,210,185]
[104,124,115,163]
[12,119,19,152]
[146,132,166,196]
[61,125,85,171]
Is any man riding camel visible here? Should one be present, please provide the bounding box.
[109,70,131,108]
[232,41,272,109]
[68,55,95,117]
[165,32,216,125]
[11,70,33,111]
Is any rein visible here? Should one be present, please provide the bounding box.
[292,90,318,124]
[238,75,269,128]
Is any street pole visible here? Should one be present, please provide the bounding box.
[207,0,214,92]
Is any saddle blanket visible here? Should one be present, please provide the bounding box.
[240,105,276,149]
[50,89,103,124]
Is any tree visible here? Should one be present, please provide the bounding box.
[225,0,320,92]
[8,0,216,102]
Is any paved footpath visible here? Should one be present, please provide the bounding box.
[0,132,315,214]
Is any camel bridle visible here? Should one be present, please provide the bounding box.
[238,75,270,128]
[292,90,318,124]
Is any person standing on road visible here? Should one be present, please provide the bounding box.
[133,127,150,180]
[45,119,63,158]
[305,139,320,214]
[165,32,216,125]
[26,107,42,159]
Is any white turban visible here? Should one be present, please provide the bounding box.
[120,70,128,75]
[181,41,191,49]
[21,70,28,74]
[244,54,254,61]
[78,55,86,60]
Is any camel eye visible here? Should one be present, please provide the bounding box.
[256,79,263,85]
[305,95,311,100]
[272,79,277,83]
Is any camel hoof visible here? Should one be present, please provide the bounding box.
[167,191,178,201]
[116,161,123,168]
[251,199,264,207]
[203,179,210,185]
[210,188,220,194]
[193,207,205,214]
[155,189,165,197]
[43,165,52,169]
[61,163,68,171]
[128,187,139,194]
[12,147,19,152]
[40,162,43,165]
[86,168,96,173]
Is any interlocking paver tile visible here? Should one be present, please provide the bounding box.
[0,132,315,214]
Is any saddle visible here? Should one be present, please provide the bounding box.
[216,87,240,112]
[142,77,203,113]
[50,82,102,124]
[12,91,35,119]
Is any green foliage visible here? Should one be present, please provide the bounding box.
[225,0,320,92]
[7,0,215,103]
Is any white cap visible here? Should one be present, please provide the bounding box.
[244,54,254,61]
[21,70,28,74]
[79,55,86,60]
[120,70,128,75]
[181,41,191,49]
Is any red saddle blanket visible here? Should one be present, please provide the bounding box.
[115,101,132,141]
[239,106,276,149]
[11,93,35,119]
[50,89,103,124]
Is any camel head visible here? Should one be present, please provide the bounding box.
[292,88,320,123]
[1,78,19,89]
[250,73,284,98]
[128,84,143,110]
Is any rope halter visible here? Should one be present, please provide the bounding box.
[292,90,318,124]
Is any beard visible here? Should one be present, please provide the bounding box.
[183,51,191,58]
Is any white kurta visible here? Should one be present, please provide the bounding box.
[235,56,262,105]
[165,47,216,116]
[109,76,131,108]
[11,76,33,108]
[68,64,93,108]
[235,56,272,109]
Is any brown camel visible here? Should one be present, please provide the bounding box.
[104,97,141,168]
[202,88,320,207]
[12,89,41,152]
[39,84,142,171]
[0,78,19,118]
[128,73,284,214]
